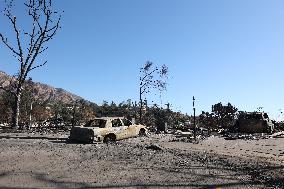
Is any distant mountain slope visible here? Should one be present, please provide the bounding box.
[0,71,83,104]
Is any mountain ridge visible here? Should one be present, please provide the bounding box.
[0,70,84,104]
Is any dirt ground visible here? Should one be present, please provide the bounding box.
[0,132,283,189]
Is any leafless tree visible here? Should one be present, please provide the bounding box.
[139,61,168,123]
[0,0,62,128]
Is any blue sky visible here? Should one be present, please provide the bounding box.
[1,0,284,119]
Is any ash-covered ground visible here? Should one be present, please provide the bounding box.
[0,132,283,189]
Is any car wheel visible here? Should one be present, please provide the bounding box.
[103,134,116,143]
[139,128,146,136]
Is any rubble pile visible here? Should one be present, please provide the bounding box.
[223,133,271,140]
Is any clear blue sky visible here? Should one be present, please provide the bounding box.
[1,0,284,119]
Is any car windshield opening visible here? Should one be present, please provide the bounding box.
[85,119,106,128]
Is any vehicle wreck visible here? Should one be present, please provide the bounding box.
[235,112,274,133]
[68,117,147,143]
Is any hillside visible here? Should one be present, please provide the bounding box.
[0,71,83,104]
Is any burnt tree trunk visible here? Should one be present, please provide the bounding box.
[0,0,62,129]
[12,85,22,129]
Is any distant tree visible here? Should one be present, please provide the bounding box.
[49,101,65,127]
[0,0,62,129]
[61,104,73,125]
[31,104,51,124]
[99,101,109,117]
[257,106,264,112]
[81,103,96,123]
[199,102,238,130]
[71,100,82,126]
[72,100,96,126]
[98,100,130,118]
[139,61,168,123]
[0,77,35,126]
[13,78,52,128]
[0,90,14,124]
[199,111,218,130]
[212,102,238,129]
[143,106,159,130]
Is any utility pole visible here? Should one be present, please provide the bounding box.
[193,96,196,140]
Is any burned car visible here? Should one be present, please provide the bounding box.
[235,112,274,133]
[68,117,147,143]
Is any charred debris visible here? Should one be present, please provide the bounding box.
[1,101,283,143]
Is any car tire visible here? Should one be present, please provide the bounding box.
[139,128,146,136]
[103,134,116,143]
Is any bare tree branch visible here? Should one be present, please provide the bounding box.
[11,16,24,64]
[0,33,20,56]
[0,0,62,128]
[139,61,169,123]
[38,46,48,54]
[28,61,47,72]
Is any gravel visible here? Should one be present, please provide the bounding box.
[0,132,283,189]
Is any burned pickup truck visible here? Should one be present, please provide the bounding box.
[68,117,147,143]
